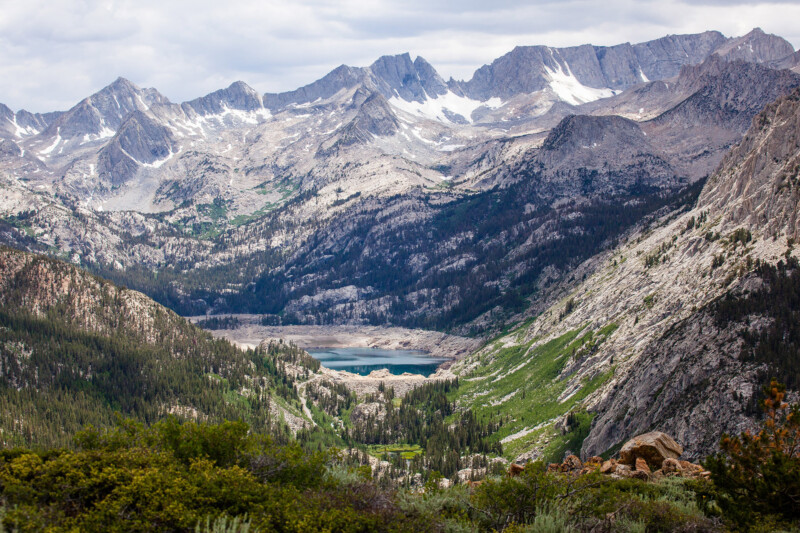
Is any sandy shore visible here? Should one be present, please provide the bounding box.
[189,316,483,361]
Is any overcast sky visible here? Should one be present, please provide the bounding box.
[1,0,799,112]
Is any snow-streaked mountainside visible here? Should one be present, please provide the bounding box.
[0,27,799,330]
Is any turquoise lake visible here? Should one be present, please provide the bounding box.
[307,347,449,377]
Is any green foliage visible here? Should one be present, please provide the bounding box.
[0,419,438,532]
[703,380,800,530]
[713,257,800,389]
[349,380,501,478]
[0,296,311,447]
[454,324,616,460]
[728,228,752,247]
[469,462,596,531]
[570,476,715,532]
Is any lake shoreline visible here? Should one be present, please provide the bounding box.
[188,317,483,361]
[308,347,450,377]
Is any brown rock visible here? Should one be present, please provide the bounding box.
[613,464,632,476]
[564,454,582,470]
[547,463,560,473]
[679,460,700,471]
[619,432,683,468]
[630,469,649,481]
[662,458,683,475]
[635,457,651,474]
[508,463,525,477]
[600,459,617,474]
[585,456,604,465]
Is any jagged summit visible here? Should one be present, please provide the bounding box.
[40,77,169,142]
[712,27,795,63]
[458,31,730,102]
[183,80,264,116]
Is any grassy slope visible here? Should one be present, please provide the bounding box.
[453,320,618,462]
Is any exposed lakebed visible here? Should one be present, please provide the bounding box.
[307,347,449,377]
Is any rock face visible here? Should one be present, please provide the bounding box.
[264,53,449,110]
[317,91,400,155]
[97,110,176,187]
[41,77,168,140]
[534,114,677,192]
[183,81,265,115]
[700,86,800,239]
[459,31,730,101]
[0,139,22,157]
[713,28,795,64]
[619,431,683,468]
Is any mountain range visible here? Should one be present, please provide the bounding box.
[3,27,800,462]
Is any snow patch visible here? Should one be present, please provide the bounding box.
[39,128,62,155]
[6,116,39,138]
[543,62,616,106]
[142,148,179,169]
[638,68,650,83]
[389,91,502,124]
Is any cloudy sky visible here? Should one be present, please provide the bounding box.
[1,0,799,112]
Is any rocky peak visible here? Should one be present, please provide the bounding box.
[631,30,728,80]
[530,113,675,192]
[0,104,53,140]
[656,56,800,134]
[713,27,795,64]
[41,77,169,140]
[263,64,368,110]
[183,80,264,116]
[413,56,449,97]
[0,103,12,121]
[368,53,448,102]
[316,91,399,156]
[542,114,646,153]
[461,31,730,102]
[0,138,22,157]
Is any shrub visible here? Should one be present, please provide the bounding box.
[704,380,800,529]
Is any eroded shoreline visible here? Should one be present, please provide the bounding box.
[189,317,483,361]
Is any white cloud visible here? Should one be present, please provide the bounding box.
[0,0,797,112]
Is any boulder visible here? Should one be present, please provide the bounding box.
[619,432,683,468]
[635,457,651,475]
[661,458,683,475]
[564,454,582,470]
[600,459,617,474]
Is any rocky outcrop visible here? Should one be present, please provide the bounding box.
[0,139,22,158]
[713,28,795,64]
[547,432,708,481]
[265,53,449,110]
[316,91,400,156]
[699,86,800,239]
[618,431,682,467]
